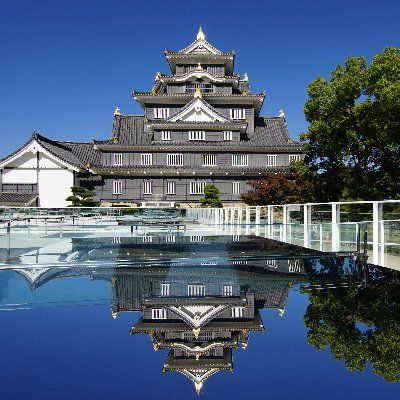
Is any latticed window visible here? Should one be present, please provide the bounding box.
[232,182,241,194]
[266,155,277,166]
[190,181,206,194]
[141,154,152,166]
[223,131,233,141]
[231,307,245,318]
[154,108,169,119]
[113,180,122,195]
[232,154,248,166]
[289,154,301,163]
[113,153,123,166]
[161,283,170,296]
[143,181,152,195]
[162,130,171,141]
[142,236,153,243]
[167,154,183,166]
[230,108,245,120]
[222,285,233,296]
[188,284,205,296]
[202,154,217,166]
[152,308,167,319]
[189,131,205,141]
[166,181,176,194]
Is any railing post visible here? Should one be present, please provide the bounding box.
[331,203,340,252]
[255,206,261,225]
[245,207,250,225]
[373,201,382,265]
[237,208,242,225]
[267,206,273,238]
[304,204,311,248]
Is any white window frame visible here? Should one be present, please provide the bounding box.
[143,181,153,195]
[113,180,122,195]
[266,155,278,166]
[232,154,248,166]
[152,308,167,319]
[232,182,241,194]
[161,283,170,296]
[230,108,245,120]
[189,131,205,141]
[231,306,245,318]
[222,285,233,296]
[190,181,206,195]
[161,130,172,141]
[188,284,205,296]
[202,154,217,167]
[154,108,169,119]
[113,153,123,166]
[141,153,153,166]
[289,154,301,163]
[223,131,233,141]
[166,181,176,195]
[167,154,183,167]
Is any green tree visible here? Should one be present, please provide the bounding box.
[66,186,100,207]
[301,47,400,201]
[241,173,315,205]
[200,184,223,208]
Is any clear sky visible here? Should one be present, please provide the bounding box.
[0,0,399,159]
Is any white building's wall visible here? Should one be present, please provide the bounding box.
[39,153,66,168]
[38,169,74,207]
[2,169,37,184]
[7,151,37,168]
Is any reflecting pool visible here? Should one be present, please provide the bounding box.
[0,233,399,399]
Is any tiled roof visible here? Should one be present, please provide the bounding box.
[110,115,150,146]
[0,192,38,206]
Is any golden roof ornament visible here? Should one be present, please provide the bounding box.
[194,87,202,99]
[155,72,161,81]
[112,311,118,319]
[196,62,203,70]
[278,109,285,118]
[279,308,285,317]
[195,382,203,395]
[197,26,205,41]
[193,327,201,338]
[114,107,120,116]
[243,73,249,81]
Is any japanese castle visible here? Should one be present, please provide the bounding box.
[0,27,304,208]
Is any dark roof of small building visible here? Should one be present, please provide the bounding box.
[0,192,38,206]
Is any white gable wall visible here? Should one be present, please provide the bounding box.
[38,169,74,208]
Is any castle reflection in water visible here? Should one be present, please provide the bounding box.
[13,235,365,394]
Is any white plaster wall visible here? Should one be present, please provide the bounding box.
[7,151,37,168]
[39,153,66,168]
[2,169,37,184]
[38,169,74,207]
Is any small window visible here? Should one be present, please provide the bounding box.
[143,181,152,195]
[222,285,233,296]
[190,181,206,195]
[232,154,248,166]
[162,130,172,141]
[189,131,205,141]
[166,181,176,195]
[154,108,169,119]
[165,235,176,243]
[141,154,153,166]
[232,182,241,194]
[167,154,183,167]
[266,155,277,166]
[202,154,217,166]
[161,283,170,296]
[188,284,205,296]
[113,153,123,166]
[190,235,204,242]
[142,236,153,243]
[289,154,301,163]
[230,109,245,120]
[152,308,167,319]
[231,307,245,318]
[223,131,233,141]
[113,180,122,195]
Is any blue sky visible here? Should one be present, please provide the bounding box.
[0,0,399,158]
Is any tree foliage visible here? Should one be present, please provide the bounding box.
[200,184,223,208]
[241,173,315,205]
[66,186,100,207]
[303,265,400,382]
[301,47,400,201]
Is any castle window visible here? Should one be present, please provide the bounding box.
[167,154,183,166]
[223,131,233,141]
[189,131,205,141]
[154,108,169,119]
[113,180,122,195]
[231,307,245,318]
[232,154,248,166]
[266,155,278,166]
[141,153,153,166]
[188,284,205,296]
[222,285,233,296]
[113,153,123,166]
[289,154,301,163]
[232,182,241,194]
[230,108,245,120]
[162,130,171,141]
[190,181,206,195]
[161,283,170,296]
[166,181,176,195]
[202,154,217,166]
[143,181,153,195]
[152,308,167,319]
